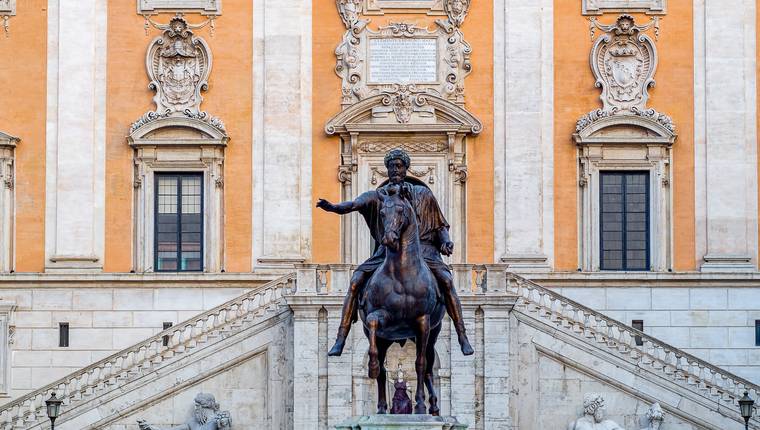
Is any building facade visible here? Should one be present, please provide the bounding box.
[0,0,759,428]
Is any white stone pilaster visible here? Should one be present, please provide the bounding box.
[695,0,758,271]
[45,0,106,272]
[482,304,511,430]
[292,304,321,430]
[326,306,353,427]
[450,307,477,427]
[494,0,554,271]
[252,0,312,273]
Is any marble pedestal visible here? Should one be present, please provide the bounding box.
[335,415,468,430]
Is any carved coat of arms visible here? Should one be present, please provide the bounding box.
[147,15,211,115]
[590,15,657,113]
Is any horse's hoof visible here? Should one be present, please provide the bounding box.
[368,359,380,379]
[429,405,440,416]
[414,403,427,415]
[377,406,387,415]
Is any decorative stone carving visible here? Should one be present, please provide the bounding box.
[640,403,664,430]
[0,0,15,36]
[132,14,224,135]
[576,15,670,137]
[358,140,448,154]
[335,21,472,108]
[567,394,625,430]
[583,0,666,16]
[137,0,222,16]
[443,0,469,27]
[148,15,211,115]
[337,0,366,29]
[590,15,659,114]
[137,393,231,429]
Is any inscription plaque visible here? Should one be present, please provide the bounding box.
[368,38,438,84]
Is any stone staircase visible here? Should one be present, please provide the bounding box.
[507,272,760,429]
[0,268,758,429]
[0,274,295,429]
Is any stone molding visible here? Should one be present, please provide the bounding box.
[0,300,14,398]
[582,0,666,15]
[128,117,228,273]
[137,0,222,16]
[363,0,445,16]
[335,21,472,108]
[0,132,18,274]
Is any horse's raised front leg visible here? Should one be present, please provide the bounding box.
[366,310,389,379]
[376,338,391,414]
[414,314,431,414]
[424,324,441,416]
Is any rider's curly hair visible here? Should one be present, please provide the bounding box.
[384,148,411,169]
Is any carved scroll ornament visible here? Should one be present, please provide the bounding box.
[335,22,472,107]
[132,14,225,133]
[577,15,674,134]
[443,0,470,27]
[590,15,658,113]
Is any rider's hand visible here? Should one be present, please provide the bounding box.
[316,198,334,212]
[440,241,454,256]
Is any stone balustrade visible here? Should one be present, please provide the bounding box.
[507,272,760,426]
[0,274,295,429]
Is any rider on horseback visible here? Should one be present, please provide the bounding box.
[316,148,474,357]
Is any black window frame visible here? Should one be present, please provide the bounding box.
[59,322,69,348]
[599,171,651,271]
[755,320,760,347]
[154,173,204,272]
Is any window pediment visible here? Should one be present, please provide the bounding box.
[574,113,676,146]
[325,92,482,136]
[129,117,228,147]
[0,132,19,149]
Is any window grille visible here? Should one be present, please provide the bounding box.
[600,172,650,271]
[155,174,204,272]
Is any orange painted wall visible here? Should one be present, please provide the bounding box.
[311,3,494,263]
[553,1,695,271]
[0,1,47,272]
[104,1,252,272]
[311,0,345,264]
[462,0,494,263]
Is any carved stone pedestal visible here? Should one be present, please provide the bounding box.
[335,415,468,430]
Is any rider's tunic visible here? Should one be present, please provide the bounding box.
[352,182,451,274]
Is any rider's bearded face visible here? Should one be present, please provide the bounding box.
[386,158,407,184]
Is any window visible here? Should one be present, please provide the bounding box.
[59,323,69,348]
[600,172,650,271]
[632,320,644,346]
[162,322,173,346]
[756,320,760,347]
[155,174,203,272]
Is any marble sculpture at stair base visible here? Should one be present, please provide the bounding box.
[568,394,665,430]
[137,393,232,430]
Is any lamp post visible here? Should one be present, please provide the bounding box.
[740,391,755,430]
[45,392,62,430]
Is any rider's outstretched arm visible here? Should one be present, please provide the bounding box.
[317,191,373,215]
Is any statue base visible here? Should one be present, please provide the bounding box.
[334,415,468,430]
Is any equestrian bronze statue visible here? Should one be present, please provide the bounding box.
[316,148,473,415]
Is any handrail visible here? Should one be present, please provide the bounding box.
[0,273,295,427]
[507,272,760,420]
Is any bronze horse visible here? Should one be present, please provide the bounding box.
[360,183,445,415]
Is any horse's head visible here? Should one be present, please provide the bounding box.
[378,184,413,252]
